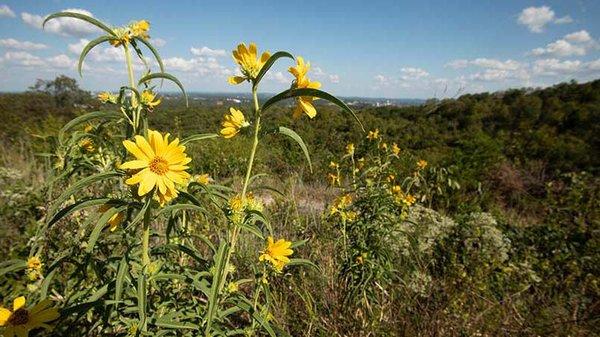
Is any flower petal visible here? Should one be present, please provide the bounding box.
[13,296,25,311]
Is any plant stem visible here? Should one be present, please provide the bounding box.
[241,86,261,198]
[123,44,139,132]
[142,206,151,270]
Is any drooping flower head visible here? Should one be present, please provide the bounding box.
[110,20,150,47]
[130,20,150,39]
[288,57,321,119]
[120,130,191,206]
[228,43,271,85]
[0,296,60,336]
[26,257,42,271]
[220,107,249,138]
[259,236,293,272]
[140,90,161,110]
[98,91,117,104]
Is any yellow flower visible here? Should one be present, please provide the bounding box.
[79,138,95,153]
[196,173,211,185]
[327,173,340,186]
[84,124,94,133]
[98,204,125,231]
[121,130,191,205]
[403,194,416,206]
[380,142,388,151]
[391,185,402,195]
[259,236,293,272]
[329,161,339,170]
[289,57,321,119]
[417,159,428,170]
[345,143,355,156]
[27,257,42,272]
[357,157,365,170]
[0,296,60,336]
[387,174,395,182]
[392,143,401,156]
[367,129,379,140]
[220,107,249,138]
[227,282,239,293]
[98,91,116,104]
[109,27,132,47]
[229,42,270,84]
[229,194,245,213]
[130,20,150,39]
[140,90,161,110]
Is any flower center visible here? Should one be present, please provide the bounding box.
[9,308,30,326]
[149,157,169,175]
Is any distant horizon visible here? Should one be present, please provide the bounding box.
[0,1,599,98]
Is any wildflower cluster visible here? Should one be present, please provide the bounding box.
[0,11,361,337]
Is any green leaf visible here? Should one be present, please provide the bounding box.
[254,51,294,87]
[43,12,116,36]
[59,111,123,144]
[49,171,122,217]
[154,316,198,330]
[48,197,115,227]
[205,243,228,335]
[156,203,208,218]
[129,196,152,229]
[234,299,277,337]
[0,260,26,278]
[86,205,127,253]
[138,72,188,106]
[262,88,365,131]
[115,257,128,305]
[133,37,165,73]
[180,133,219,145]
[40,269,57,298]
[137,272,147,330]
[287,258,320,271]
[78,36,112,76]
[278,126,312,172]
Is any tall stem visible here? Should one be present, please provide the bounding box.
[142,206,151,269]
[241,87,261,198]
[124,44,139,132]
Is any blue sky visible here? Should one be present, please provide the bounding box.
[0,1,599,98]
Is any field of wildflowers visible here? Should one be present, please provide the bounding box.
[0,11,598,337]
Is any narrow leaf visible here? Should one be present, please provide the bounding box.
[278,126,312,172]
[254,51,294,86]
[43,12,116,36]
[78,36,112,76]
[262,88,364,131]
[180,133,219,145]
[138,72,188,106]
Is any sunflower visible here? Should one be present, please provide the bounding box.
[288,57,321,119]
[130,20,150,39]
[120,130,191,205]
[220,108,249,138]
[0,296,60,337]
[228,43,271,85]
[259,236,293,272]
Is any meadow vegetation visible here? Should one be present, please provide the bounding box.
[0,11,599,337]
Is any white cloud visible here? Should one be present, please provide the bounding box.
[190,46,226,57]
[374,74,389,85]
[517,6,572,33]
[0,38,48,50]
[163,56,231,77]
[22,9,100,37]
[565,30,592,43]
[267,71,290,84]
[47,54,75,68]
[445,59,469,69]
[400,67,429,80]
[0,51,45,67]
[529,30,597,57]
[310,65,340,84]
[150,38,166,47]
[554,16,573,24]
[0,4,15,18]
[446,58,523,70]
[68,39,88,54]
[533,58,582,75]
